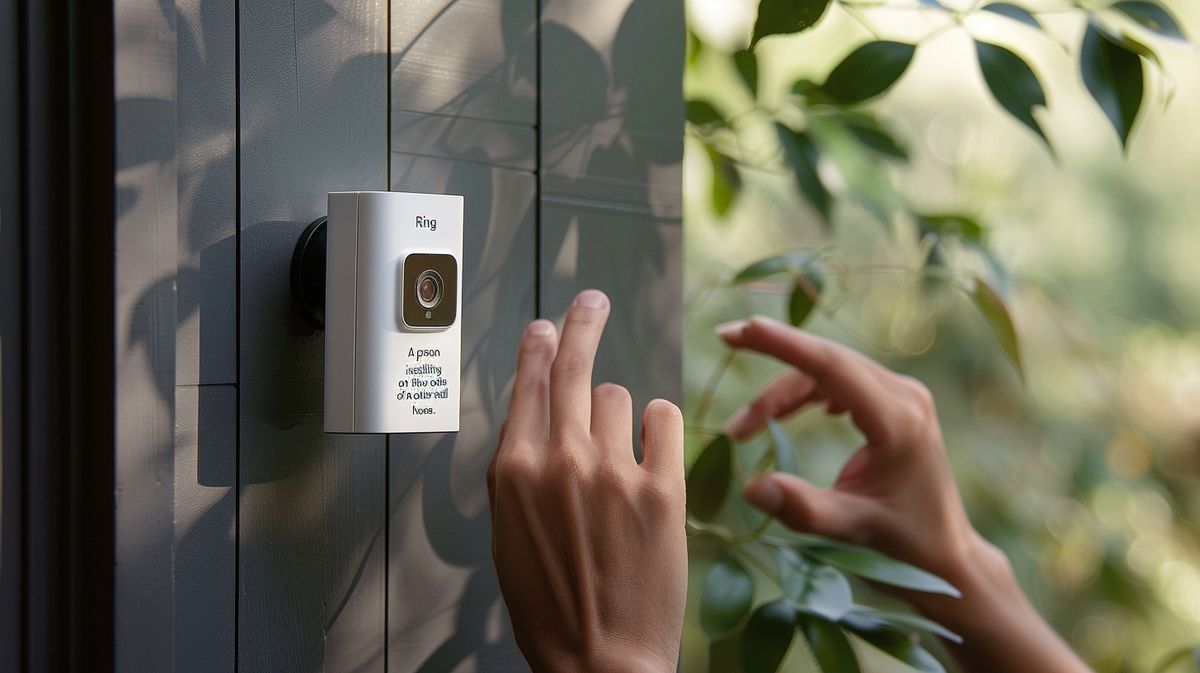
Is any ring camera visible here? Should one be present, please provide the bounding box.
[321,191,464,434]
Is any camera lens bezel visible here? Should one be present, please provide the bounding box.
[415,269,443,309]
[401,252,458,329]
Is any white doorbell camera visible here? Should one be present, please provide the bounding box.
[292,191,464,434]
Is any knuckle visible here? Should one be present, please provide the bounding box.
[640,480,683,516]
[495,451,539,487]
[591,464,629,493]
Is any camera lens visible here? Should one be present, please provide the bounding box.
[416,269,443,309]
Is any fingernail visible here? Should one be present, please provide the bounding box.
[744,476,783,514]
[716,320,747,340]
[575,289,608,309]
[526,319,554,336]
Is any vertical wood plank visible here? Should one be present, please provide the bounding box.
[177,0,238,385]
[173,1,240,669]
[539,0,685,420]
[175,385,237,673]
[387,1,537,669]
[114,0,180,671]
[238,0,388,670]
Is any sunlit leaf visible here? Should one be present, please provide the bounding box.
[806,115,899,221]
[738,600,797,673]
[767,420,798,474]
[752,0,832,47]
[798,615,862,673]
[687,99,726,127]
[975,41,1049,147]
[788,269,824,327]
[1113,1,1186,41]
[687,434,733,521]
[845,607,963,644]
[1081,22,1145,149]
[801,544,961,597]
[733,249,818,284]
[982,3,1040,30]
[775,124,832,221]
[688,29,703,65]
[844,116,909,161]
[971,276,1023,377]
[778,550,855,620]
[918,214,984,243]
[700,554,755,638]
[840,613,946,673]
[705,145,742,217]
[822,41,917,105]
[735,49,759,96]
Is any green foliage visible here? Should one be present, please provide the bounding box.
[1081,23,1145,148]
[975,40,1049,147]
[752,0,831,47]
[701,554,756,638]
[1154,646,1200,673]
[684,1,1193,671]
[739,600,797,672]
[820,41,916,105]
[688,434,734,521]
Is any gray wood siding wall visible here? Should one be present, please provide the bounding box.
[113,0,682,670]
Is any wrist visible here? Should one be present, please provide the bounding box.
[580,647,676,673]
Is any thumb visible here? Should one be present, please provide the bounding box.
[744,473,879,544]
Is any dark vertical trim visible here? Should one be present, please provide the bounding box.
[0,0,25,666]
[19,0,116,669]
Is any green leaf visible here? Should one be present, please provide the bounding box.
[1152,645,1200,673]
[982,3,1040,30]
[1081,22,1145,149]
[806,115,899,221]
[734,49,760,96]
[775,124,832,221]
[687,434,733,521]
[788,269,824,326]
[778,550,855,620]
[844,116,908,160]
[1113,1,1186,40]
[733,249,818,284]
[700,554,756,638]
[752,0,832,47]
[845,607,963,644]
[918,214,984,243]
[840,614,946,673]
[766,420,798,474]
[706,145,742,217]
[821,41,917,105]
[798,616,862,673]
[971,275,1023,377]
[975,41,1049,147]
[801,544,960,597]
[687,99,726,127]
[738,600,797,673]
[687,29,703,65]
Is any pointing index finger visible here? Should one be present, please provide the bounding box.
[718,317,903,447]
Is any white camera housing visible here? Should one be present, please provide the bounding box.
[324,191,463,434]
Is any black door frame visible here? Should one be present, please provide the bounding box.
[2,0,118,670]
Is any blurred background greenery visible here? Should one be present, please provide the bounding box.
[680,1,1200,671]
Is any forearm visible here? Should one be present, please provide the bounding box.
[911,535,1093,673]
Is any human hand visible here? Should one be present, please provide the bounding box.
[719,316,979,588]
[489,290,687,673]
[718,316,1091,673]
